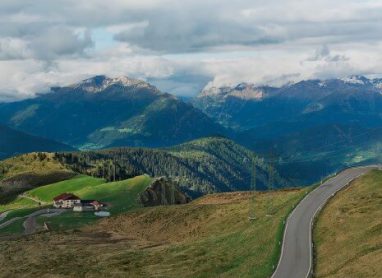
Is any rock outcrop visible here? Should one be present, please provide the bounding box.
[139,177,191,207]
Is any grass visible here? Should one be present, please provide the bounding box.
[0,207,45,237]
[76,175,152,213]
[24,174,151,213]
[0,187,310,278]
[0,175,104,213]
[0,152,68,179]
[0,207,42,224]
[26,175,105,203]
[314,169,382,278]
[0,197,39,213]
[0,218,25,236]
[1,174,152,234]
[34,175,152,231]
[37,211,98,231]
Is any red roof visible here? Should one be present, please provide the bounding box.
[90,200,103,206]
[53,193,80,201]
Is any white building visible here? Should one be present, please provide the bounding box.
[53,193,81,208]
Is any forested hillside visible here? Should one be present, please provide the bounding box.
[54,137,287,196]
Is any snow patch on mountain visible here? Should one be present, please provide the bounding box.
[340,75,369,85]
[199,83,267,100]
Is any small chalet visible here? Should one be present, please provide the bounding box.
[73,200,106,212]
[53,193,81,208]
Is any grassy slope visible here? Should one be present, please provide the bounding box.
[26,175,106,203]
[77,175,152,213]
[27,174,152,213]
[0,197,38,213]
[0,175,104,213]
[314,169,382,278]
[0,187,310,278]
[0,175,153,234]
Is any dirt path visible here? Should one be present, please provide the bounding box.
[23,216,37,235]
[18,194,48,205]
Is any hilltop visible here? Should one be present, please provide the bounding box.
[0,153,75,204]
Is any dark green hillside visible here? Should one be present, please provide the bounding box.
[0,124,74,160]
[54,137,287,196]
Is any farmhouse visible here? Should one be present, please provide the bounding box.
[53,193,106,211]
[73,200,105,212]
[53,193,81,208]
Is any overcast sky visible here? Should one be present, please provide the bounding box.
[1,0,382,100]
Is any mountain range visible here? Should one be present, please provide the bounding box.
[1,74,382,185]
[194,75,382,183]
[0,75,225,150]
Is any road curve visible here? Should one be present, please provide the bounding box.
[0,208,65,234]
[272,166,379,278]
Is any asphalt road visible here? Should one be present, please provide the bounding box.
[272,166,379,278]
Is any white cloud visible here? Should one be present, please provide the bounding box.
[1,0,382,99]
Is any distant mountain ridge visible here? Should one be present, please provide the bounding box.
[0,75,227,150]
[194,75,382,184]
[195,75,382,130]
[0,124,74,160]
[2,74,382,185]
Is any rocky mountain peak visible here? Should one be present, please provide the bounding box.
[68,75,152,93]
[340,75,370,85]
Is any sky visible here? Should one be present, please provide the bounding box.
[1,0,382,100]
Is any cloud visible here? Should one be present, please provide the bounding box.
[307,45,349,62]
[0,38,31,60]
[1,0,382,99]
[30,27,93,60]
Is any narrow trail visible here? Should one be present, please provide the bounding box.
[18,194,48,205]
[0,217,21,229]
[0,209,65,234]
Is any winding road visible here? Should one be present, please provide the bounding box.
[272,166,379,278]
[0,208,65,235]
